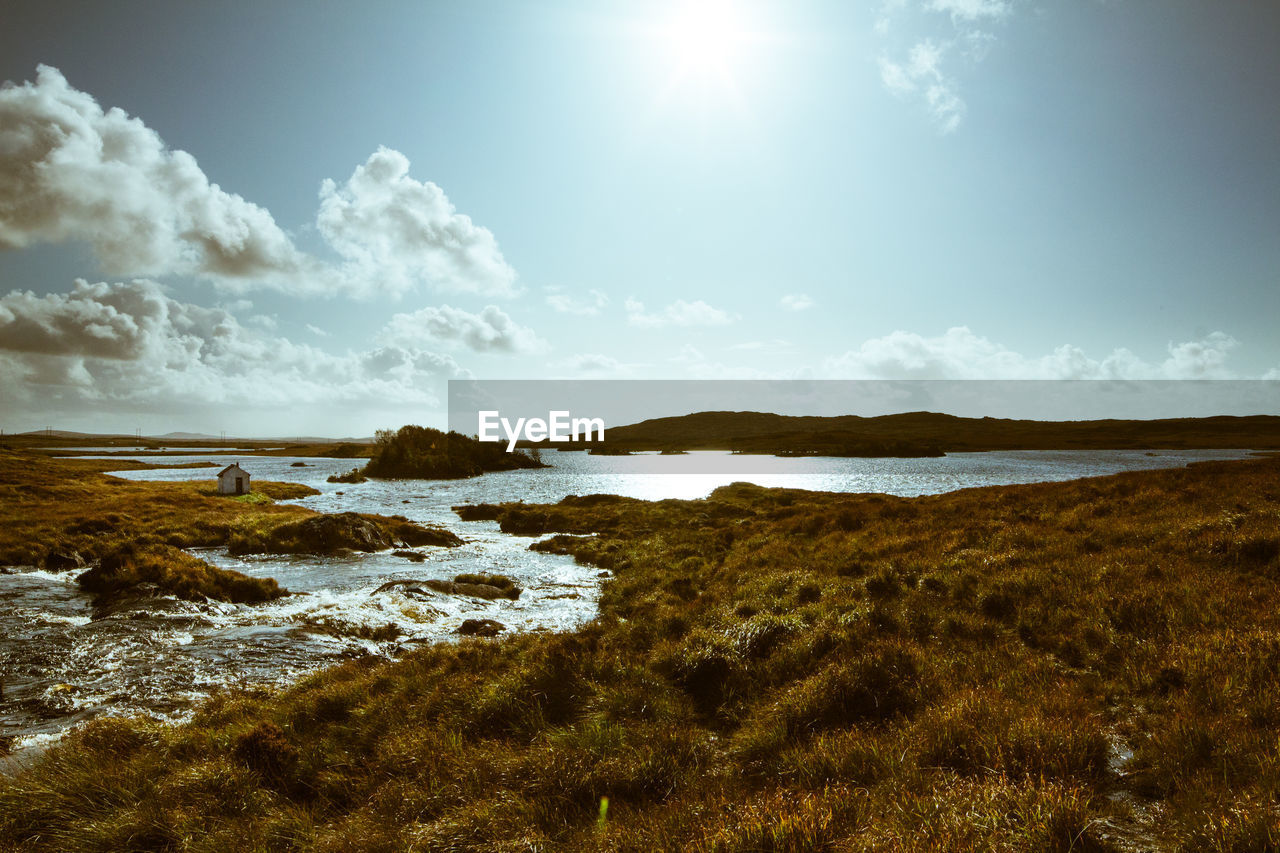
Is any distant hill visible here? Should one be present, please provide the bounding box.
[3,430,374,445]
[15,429,136,440]
[557,410,1280,456]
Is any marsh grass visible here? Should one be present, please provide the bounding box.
[226,511,461,556]
[0,451,320,567]
[3,455,1280,850]
[77,542,286,603]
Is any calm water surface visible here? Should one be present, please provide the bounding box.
[0,448,1255,753]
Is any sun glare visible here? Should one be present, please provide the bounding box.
[659,0,750,89]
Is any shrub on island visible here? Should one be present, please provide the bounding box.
[362,425,545,479]
[77,543,286,604]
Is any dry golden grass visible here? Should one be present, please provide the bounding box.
[0,450,457,570]
[3,454,1280,851]
[78,542,286,604]
[0,450,320,568]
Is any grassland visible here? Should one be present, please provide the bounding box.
[2,455,1280,850]
[0,450,458,589]
[77,542,287,604]
[0,451,322,568]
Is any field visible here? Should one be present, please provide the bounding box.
[2,453,1279,850]
[0,451,455,602]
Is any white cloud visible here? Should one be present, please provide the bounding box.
[875,0,908,35]
[668,343,799,379]
[728,338,793,352]
[546,286,609,316]
[876,1,1018,132]
[1161,332,1239,379]
[825,326,1242,379]
[0,66,310,285]
[317,147,518,298]
[0,279,171,359]
[380,304,542,353]
[926,0,1011,22]
[305,324,330,337]
[0,67,516,299]
[625,297,735,328]
[779,293,814,312]
[879,40,966,133]
[561,353,627,374]
[0,280,467,420]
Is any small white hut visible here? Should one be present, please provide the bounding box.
[217,463,251,495]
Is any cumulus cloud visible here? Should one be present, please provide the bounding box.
[625,298,735,328]
[0,279,174,359]
[380,304,542,353]
[545,286,608,316]
[825,326,1242,379]
[779,293,814,312]
[0,279,465,420]
[0,66,517,299]
[317,148,517,298]
[0,66,310,285]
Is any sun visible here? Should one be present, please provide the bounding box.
[659,0,751,88]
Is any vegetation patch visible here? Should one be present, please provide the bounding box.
[227,511,461,556]
[5,455,1280,850]
[362,424,545,479]
[420,572,523,600]
[293,615,403,642]
[77,542,286,604]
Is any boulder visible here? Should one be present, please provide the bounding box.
[393,549,427,562]
[422,579,521,600]
[457,618,505,637]
[44,549,85,571]
[290,512,391,553]
[372,577,521,601]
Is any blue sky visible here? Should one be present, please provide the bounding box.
[1,0,1277,435]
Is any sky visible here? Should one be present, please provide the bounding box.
[1,0,1278,436]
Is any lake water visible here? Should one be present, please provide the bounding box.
[0,448,1256,754]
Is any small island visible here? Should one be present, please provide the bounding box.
[358,425,546,479]
[77,542,286,605]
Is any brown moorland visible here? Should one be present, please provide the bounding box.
[1,454,1279,850]
[0,451,459,603]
